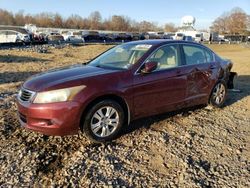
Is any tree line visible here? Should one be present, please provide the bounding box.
[0,8,249,34]
[0,9,166,32]
[210,7,250,35]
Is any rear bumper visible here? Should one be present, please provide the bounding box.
[17,99,82,136]
[227,72,237,89]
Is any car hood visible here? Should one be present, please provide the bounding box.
[23,64,119,92]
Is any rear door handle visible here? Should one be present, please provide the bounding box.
[194,67,200,71]
[209,65,216,69]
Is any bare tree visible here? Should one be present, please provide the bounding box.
[3,7,248,34]
[247,15,250,32]
[15,10,25,26]
[164,23,177,32]
[210,16,229,34]
[228,9,247,34]
[54,13,63,28]
[89,11,102,30]
[211,7,248,34]
[138,21,158,32]
[0,9,15,25]
[65,14,84,29]
[109,15,130,31]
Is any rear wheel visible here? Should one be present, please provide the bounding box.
[82,100,124,143]
[209,81,227,108]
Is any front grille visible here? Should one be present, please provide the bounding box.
[18,88,35,102]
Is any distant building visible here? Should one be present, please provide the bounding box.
[175,16,202,42]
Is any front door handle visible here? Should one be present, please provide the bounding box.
[176,70,181,74]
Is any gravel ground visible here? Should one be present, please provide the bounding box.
[0,44,249,187]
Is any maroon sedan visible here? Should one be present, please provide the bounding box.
[17,40,235,142]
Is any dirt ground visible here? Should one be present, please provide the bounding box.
[0,43,249,187]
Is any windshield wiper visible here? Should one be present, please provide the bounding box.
[82,62,88,65]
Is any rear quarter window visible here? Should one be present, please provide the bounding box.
[203,48,214,62]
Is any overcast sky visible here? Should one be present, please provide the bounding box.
[0,0,249,29]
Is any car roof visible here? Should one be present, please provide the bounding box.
[126,39,204,47]
[0,27,29,34]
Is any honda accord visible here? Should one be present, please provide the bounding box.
[17,40,235,142]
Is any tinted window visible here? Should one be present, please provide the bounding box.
[0,31,7,35]
[183,45,206,65]
[146,44,179,70]
[7,31,17,35]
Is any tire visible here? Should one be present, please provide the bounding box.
[209,81,227,108]
[82,100,125,143]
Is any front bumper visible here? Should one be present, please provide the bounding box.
[17,99,82,136]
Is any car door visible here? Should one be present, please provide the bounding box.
[133,44,187,118]
[6,31,17,43]
[0,31,7,43]
[181,44,216,104]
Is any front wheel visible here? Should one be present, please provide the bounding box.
[82,100,124,143]
[209,81,227,108]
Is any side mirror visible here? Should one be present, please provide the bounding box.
[141,61,158,74]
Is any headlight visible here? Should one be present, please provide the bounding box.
[33,85,86,104]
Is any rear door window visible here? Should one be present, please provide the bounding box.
[183,45,207,65]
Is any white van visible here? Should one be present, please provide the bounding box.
[194,33,202,43]
[175,32,185,40]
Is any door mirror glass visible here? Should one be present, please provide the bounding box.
[141,61,158,74]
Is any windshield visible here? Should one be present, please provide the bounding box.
[89,43,152,69]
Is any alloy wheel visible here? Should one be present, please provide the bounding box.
[90,106,119,137]
[212,83,226,105]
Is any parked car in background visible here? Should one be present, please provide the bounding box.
[82,31,100,42]
[113,32,131,41]
[143,32,160,39]
[156,31,165,39]
[17,40,236,143]
[201,32,211,42]
[175,32,185,40]
[99,33,116,42]
[32,32,47,44]
[37,33,48,42]
[163,33,174,40]
[0,28,30,44]
[131,32,141,40]
[183,35,193,41]
[62,31,84,43]
[47,32,64,42]
[61,30,69,40]
[194,33,202,43]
